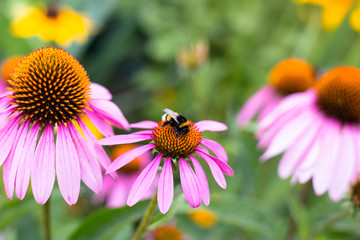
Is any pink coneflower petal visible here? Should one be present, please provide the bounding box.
[277,116,321,179]
[107,178,129,207]
[201,139,228,162]
[4,120,29,199]
[196,147,233,176]
[179,157,201,208]
[258,96,281,121]
[258,90,316,131]
[237,86,276,126]
[78,118,113,172]
[328,126,356,201]
[127,154,163,206]
[130,121,157,129]
[90,82,112,100]
[189,155,210,206]
[0,116,20,166]
[257,104,309,150]
[90,99,130,130]
[15,123,40,199]
[195,120,227,132]
[195,150,226,189]
[69,123,103,194]
[312,119,341,196]
[86,110,114,137]
[129,130,154,135]
[32,124,55,204]
[260,106,316,161]
[56,124,80,205]
[158,157,174,214]
[98,134,152,146]
[106,144,156,174]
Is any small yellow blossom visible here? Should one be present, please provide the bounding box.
[188,209,218,228]
[176,41,209,69]
[11,4,93,46]
[295,0,360,32]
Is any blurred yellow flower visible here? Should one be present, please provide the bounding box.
[188,209,218,228]
[11,4,93,46]
[295,0,360,32]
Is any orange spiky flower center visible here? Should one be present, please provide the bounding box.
[153,120,202,158]
[268,58,315,95]
[153,225,182,240]
[7,47,91,126]
[316,66,360,124]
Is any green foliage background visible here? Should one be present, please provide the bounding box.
[1,0,360,239]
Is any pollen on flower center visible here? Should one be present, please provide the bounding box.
[268,58,315,95]
[316,66,360,123]
[7,47,91,125]
[153,121,202,158]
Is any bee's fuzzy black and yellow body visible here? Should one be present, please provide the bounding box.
[161,108,190,137]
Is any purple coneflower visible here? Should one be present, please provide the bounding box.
[99,109,233,214]
[0,47,129,205]
[237,58,316,127]
[258,66,360,201]
[97,144,157,208]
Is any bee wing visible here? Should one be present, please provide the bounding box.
[163,108,179,123]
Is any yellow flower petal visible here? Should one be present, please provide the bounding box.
[321,0,354,31]
[188,209,218,228]
[10,5,93,46]
[350,1,360,32]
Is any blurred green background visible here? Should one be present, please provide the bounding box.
[1,0,360,239]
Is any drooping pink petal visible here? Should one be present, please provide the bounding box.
[56,124,81,205]
[78,118,114,175]
[3,144,15,200]
[189,155,210,205]
[260,107,316,161]
[258,96,282,121]
[130,121,157,129]
[68,123,103,194]
[86,110,114,137]
[106,177,130,208]
[328,125,356,201]
[90,82,112,100]
[98,134,152,146]
[15,123,40,200]
[277,115,322,179]
[158,157,174,214]
[5,120,29,199]
[0,116,20,166]
[237,86,277,127]
[32,124,56,204]
[195,120,227,132]
[179,157,201,208]
[256,102,310,149]
[196,147,233,176]
[127,154,162,206]
[106,144,156,174]
[129,130,154,135]
[201,139,228,162]
[195,149,227,189]
[312,119,341,196]
[90,99,130,130]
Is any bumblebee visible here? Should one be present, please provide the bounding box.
[161,108,190,137]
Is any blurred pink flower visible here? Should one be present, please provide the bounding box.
[0,47,129,205]
[99,110,233,214]
[237,58,316,127]
[257,66,360,201]
[97,144,157,208]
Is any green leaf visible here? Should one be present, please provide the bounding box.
[70,200,149,240]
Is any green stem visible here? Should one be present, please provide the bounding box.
[131,191,158,240]
[42,198,52,240]
[306,209,349,240]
